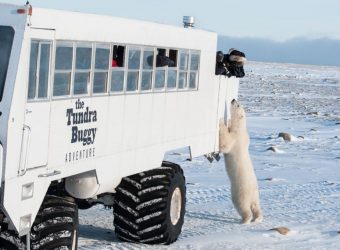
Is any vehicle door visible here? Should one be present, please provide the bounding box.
[23,29,54,170]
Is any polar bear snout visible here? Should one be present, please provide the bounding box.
[231,99,237,105]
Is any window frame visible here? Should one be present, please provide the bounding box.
[126,46,142,93]
[110,44,127,94]
[166,49,178,91]
[50,40,201,100]
[188,50,200,90]
[27,40,52,102]
[72,42,93,96]
[178,49,190,91]
[52,41,74,98]
[140,47,155,92]
[92,43,111,96]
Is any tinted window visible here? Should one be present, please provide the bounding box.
[111,71,124,92]
[178,72,187,89]
[38,43,50,98]
[53,73,71,96]
[0,26,15,102]
[27,42,39,99]
[167,70,177,89]
[93,72,107,93]
[180,51,189,70]
[155,69,165,89]
[127,72,138,91]
[143,50,154,69]
[55,45,73,70]
[189,72,197,89]
[28,42,51,100]
[128,48,141,70]
[95,46,110,69]
[76,46,92,70]
[74,72,89,95]
[141,71,152,91]
[190,54,200,71]
[54,43,73,97]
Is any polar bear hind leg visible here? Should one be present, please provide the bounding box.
[251,202,263,222]
[240,208,252,224]
[234,201,253,224]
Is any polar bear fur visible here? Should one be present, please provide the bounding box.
[219,99,263,224]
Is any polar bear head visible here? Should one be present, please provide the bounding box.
[229,99,247,132]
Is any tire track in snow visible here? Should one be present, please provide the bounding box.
[182,181,340,240]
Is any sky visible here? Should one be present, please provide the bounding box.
[1,0,340,42]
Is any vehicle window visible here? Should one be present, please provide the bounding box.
[27,41,39,99]
[167,69,177,89]
[111,45,125,93]
[53,42,73,96]
[155,69,165,89]
[28,41,51,99]
[189,72,198,89]
[127,72,138,91]
[154,48,167,90]
[141,71,152,91]
[178,50,189,89]
[167,49,178,89]
[93,72,107,93]
[76,46,92,70]
[143,50,153,70]
[111,71,124,92]
[141,49,154,91]
[38,43,51,98]
[95,46,110,70]
[74,43,91,95]
[190,53,200,71]
[179,51,189,70]
[74,72,90,95]
[189,52,200,89]
[178,72,187,89]
[112,45,125,67]
[128,48,141,70]
[127,47,141,91]
[169,49,177,67]
[55,45,73,70]
[0,26,15,102]
[54,73,71,96]
[93,44,109,94]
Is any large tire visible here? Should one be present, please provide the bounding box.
[0,195,78,250]
[113,161,186,244]
[0,230,25,250]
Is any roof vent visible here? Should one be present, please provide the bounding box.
[183,16,195,28]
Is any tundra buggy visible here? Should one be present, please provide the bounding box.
[0,3,239,249]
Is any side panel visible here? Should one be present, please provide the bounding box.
[0,7,54,235]
[0,4,27,184]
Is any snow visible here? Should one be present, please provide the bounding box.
[78,61,340,249]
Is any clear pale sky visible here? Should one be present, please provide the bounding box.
[1,0,340,41]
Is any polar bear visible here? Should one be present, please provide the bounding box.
[219,99,263,224]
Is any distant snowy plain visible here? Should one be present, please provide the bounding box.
[78,62,340,249]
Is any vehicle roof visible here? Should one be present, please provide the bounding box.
[26,5,217,51]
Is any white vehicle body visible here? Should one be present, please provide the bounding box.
[0,4,239,236]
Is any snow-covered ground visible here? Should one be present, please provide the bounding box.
[78,62,340,249]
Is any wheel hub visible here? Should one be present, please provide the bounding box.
[170,187,182,225]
